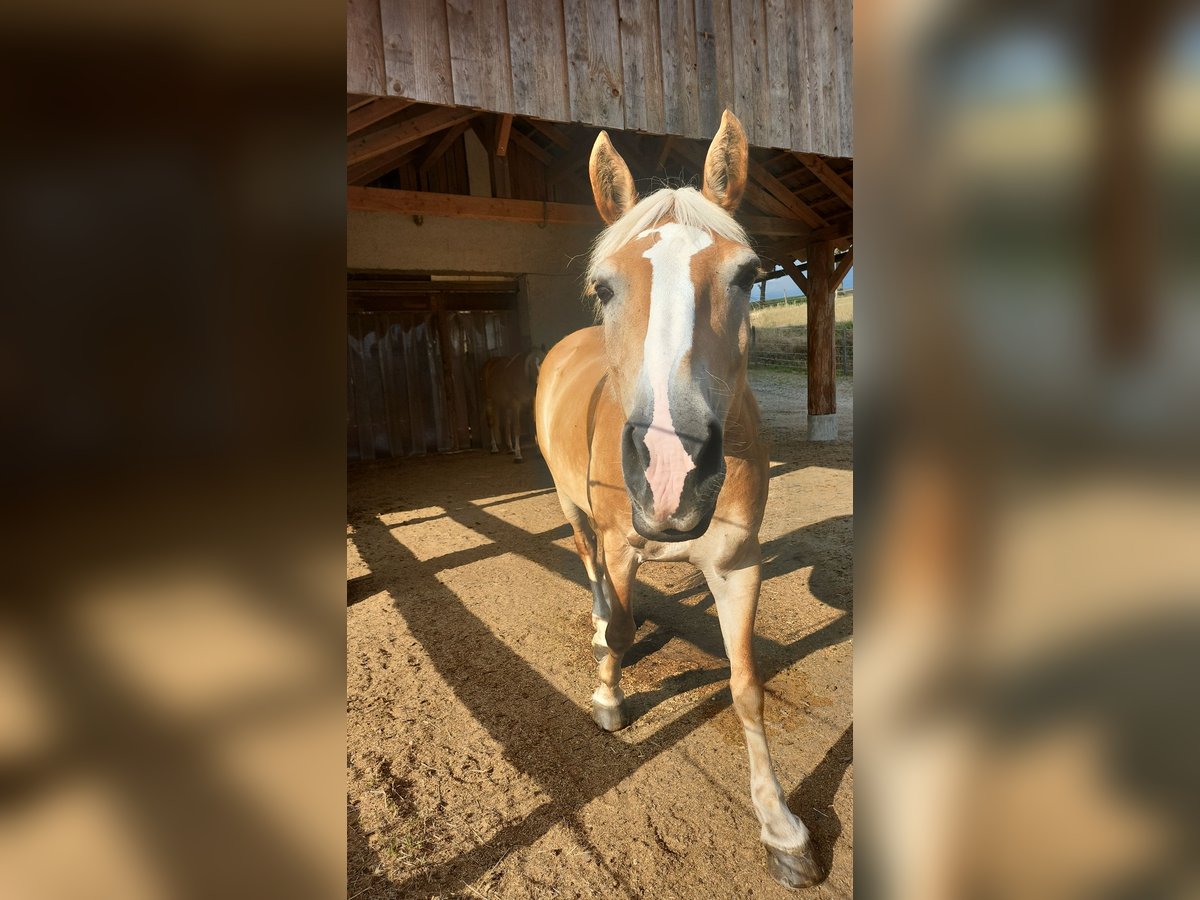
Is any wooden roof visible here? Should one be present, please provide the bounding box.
[348,0,852,158]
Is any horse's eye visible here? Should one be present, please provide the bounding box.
[594,281,614,304]
[732,262,761,293]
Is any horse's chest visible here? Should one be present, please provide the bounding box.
[636,540,694,563]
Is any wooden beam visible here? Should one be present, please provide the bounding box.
[806,239,837,429]
[347,98,415,137]
[347,94,374,112]
[417,121,473,175]
[346,184,812,239]
[525,118,572,151]
[348,107,478,168]
[508,128,554,166]
[348,148,418,186]
[348,279,518,294]
[495,114,513,157]
[832,247,854,289]
[779,258,809,295]
[795,153,854,207]
[747,159,828,229]
[348,186,603,226]
[811,220,854,246]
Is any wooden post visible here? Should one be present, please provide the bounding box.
[806,239,837,440]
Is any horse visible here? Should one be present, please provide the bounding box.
[482,349,542,462]
[534,111,821,888]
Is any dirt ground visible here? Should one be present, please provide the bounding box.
[347,371,853,899]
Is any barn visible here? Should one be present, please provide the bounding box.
[346,2,854,896]
[346,0,852,456]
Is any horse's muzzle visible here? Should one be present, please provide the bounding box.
[621,417,725,542]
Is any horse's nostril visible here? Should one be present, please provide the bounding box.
[694,420,724,479]
[622,424,650,469]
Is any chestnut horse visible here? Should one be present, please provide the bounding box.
[482,350,542,462]
[535,112,820,888]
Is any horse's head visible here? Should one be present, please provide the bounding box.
[586,111,759,542]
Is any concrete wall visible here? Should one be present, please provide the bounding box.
[348,210,599,349]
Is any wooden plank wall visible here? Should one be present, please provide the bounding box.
[356,0,852,157]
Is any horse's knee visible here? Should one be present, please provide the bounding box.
[731,673,765,723]
[603,618,636,657]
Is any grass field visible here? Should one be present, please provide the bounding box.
[750,290,854,328]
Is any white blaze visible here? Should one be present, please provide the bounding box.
[637,223,712,521]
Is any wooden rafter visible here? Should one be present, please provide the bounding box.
[418,120,473,175]
[663,141,808,224]
[348,98,415,137]
[747,159,828,229]
[347,94,374,112]
[494,114,514,157]
[509,127,554,166]
[348,106,477,168]
[348,147,419,186]
[795,153,853,207]
[349,186,601,225]
[525,118,572,150]
[778,257,809,295]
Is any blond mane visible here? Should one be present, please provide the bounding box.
[587,186,749,280]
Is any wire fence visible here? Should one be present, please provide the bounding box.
[748,326,854,375]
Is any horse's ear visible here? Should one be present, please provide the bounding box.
[702,110,749,213]
[589,131,637,225]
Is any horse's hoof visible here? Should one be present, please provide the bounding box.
[489,449,498,454]
[513,457,524,464]
[591,701,629,732]
[764,842,822,889]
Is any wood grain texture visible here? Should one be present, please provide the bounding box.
[350,0,853,156]
[762,0,791,148]
[804,0,835,156]
[658,0,700,136]
[618,0,665,132]
[833,0,853,155]
[446,0,515,112]
[508,0,570,120]
[748,158,827,227]
[380,0,454,104]
[693,0,719,135]
[348,0,386,95]
[786,0,812,153]
[805,239,836,415]
[565,0,625,128]
[347,98,415,137]
[349,186,604,224]
[730,0,767,144]
[348,106,478,167]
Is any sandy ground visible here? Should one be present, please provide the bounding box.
[347,371,853,899]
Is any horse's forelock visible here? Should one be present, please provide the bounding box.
[586,187,749,281]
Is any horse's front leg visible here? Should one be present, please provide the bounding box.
[509,404,524,462]
[704,545,821,889]
[486,399,500,453]
[590,534,638,731]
